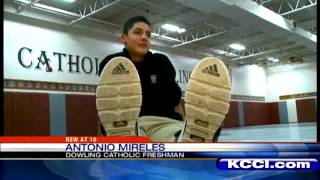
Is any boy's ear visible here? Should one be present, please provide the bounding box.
[121,34,127,45]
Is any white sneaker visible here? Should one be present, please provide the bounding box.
[180,57,231,142]
[96,57,142,136]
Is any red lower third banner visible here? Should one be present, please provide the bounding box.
[0,136,153,143]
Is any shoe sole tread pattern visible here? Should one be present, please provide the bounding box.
[96,57,142,136]
[183,57,231,142]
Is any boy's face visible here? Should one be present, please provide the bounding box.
[122,22,151,57]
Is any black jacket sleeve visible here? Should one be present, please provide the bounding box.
[154,53,182,107]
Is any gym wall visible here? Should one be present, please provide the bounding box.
[4,11,316,136]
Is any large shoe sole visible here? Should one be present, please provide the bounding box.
[181,57,231,142]
[96,57,142,136]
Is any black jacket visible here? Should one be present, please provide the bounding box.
[99,48,182,122]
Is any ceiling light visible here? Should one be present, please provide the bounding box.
[61,0,77,3]
[161,24,186,33]
[268,57,279,62]
[177,28,186,33]
[162,24,180,32]
[229,43,246,51]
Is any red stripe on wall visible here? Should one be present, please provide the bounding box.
[65,95,99,136]
[4,92,50,136]
[223,101,240,128]
[244,102,280,126]
[296,98,316,122]
[4,93,14,135]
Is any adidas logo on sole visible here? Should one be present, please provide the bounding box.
[202,64,220,77]
[112,63,130,75]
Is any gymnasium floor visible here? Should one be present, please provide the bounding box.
[219,122,317,142]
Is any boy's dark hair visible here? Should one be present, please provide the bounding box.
[123,16,151,35]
